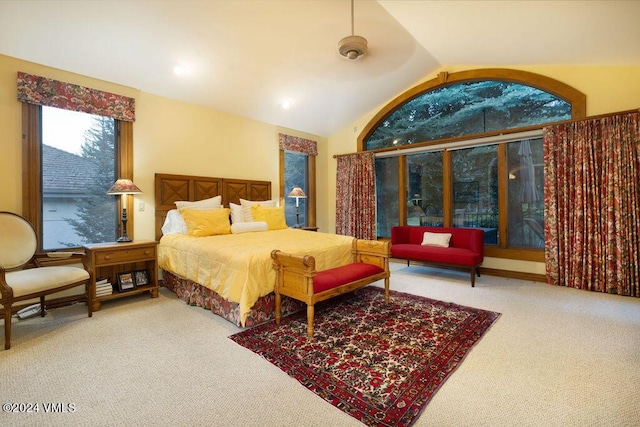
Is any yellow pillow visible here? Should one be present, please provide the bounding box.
[179,208,230,237]
[251,205,287,230]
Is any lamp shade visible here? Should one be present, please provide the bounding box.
[287,187,307,198]
[107,179,142,195]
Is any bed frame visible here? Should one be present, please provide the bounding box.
[154,173,304,327]
[154,173,272,241]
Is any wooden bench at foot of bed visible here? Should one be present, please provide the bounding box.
[271,239,390,338]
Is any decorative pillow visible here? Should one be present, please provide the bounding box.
[179,208,231,237]
[161,209,188,235]
[240,198,276,222]
[251,205,287,230]
[230,221,268,234]
[421,231,452,247]
[175,195,222,210]
[229,202,245,224]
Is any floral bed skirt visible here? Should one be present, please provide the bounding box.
[161,270,305,327]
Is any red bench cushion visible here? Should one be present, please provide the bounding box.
[313,263,384,293]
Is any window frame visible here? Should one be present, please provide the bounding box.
[359,69,586,154]
[360,69,586,262]
[22,103,134,251]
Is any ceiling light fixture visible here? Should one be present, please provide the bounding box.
[173,64,190,76]
[338,0,368,60]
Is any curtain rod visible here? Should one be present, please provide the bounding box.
[332,107,639,159]
[540,107,639,126]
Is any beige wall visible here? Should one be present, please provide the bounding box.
[0,54,327,241]
[325,65,640,275]
[2,53,639,277]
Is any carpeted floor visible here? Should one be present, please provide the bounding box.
[1,263,640,426]
[230,287,500,426]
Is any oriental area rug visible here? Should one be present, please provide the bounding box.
[229,287,500,426]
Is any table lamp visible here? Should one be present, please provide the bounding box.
[287,187,307,228]
[107,179,142,242]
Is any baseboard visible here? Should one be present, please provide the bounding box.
[478,267,546,283]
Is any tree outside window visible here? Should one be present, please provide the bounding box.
[361,69,583,256]
[284,151,308,227]
[41,106,117,249]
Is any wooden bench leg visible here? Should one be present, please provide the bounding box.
[275,292,282,324]
[306,304,314,338]
[384,276,390,303]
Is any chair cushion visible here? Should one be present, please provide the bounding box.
[5,266,90,298]
[313,263,384,294]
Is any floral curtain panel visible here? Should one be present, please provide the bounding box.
[335,153,376,240]
[278,133,317,156]
[543,111,640,296]
[17,71,135,122]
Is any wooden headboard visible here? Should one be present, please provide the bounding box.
[154,173,272,240]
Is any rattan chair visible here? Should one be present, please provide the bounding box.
[0,212,92,350]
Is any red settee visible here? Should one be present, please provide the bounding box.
[390,226,485,287]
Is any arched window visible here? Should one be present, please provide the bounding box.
[362,69,586,262]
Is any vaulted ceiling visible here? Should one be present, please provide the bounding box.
[1,1,638,137]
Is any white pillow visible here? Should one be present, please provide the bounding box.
[161,209,188,235]
[230,221,268,234]
[229,202,245,224]
[239,198,276,222]
[175,195,222,210]
[421,232,452,248]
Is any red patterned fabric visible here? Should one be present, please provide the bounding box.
[230,287,500,426]
[335,153,376,239]
[313,263,384,293]
[278,133,317,156]
[543,111,640,296]
[17,71,135,122]
[162,271,305,327]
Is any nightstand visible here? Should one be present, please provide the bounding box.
[302,226,319,232]
[83,240,159,312]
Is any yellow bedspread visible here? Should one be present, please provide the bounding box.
[158,228,354,326]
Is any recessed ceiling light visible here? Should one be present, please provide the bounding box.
[173,64,190,76]
[281,99,292,110]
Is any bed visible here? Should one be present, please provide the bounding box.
[155,173,355,327]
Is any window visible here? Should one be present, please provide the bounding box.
[365,80,572,151]
[41,107,117,249]
[284,151,308,227]
[375,156,399,237]
[279,133,317,229]
[361,69,586,260]
[507,138,544,248]
[452,145,499,243]
[19,72,135,251]
[406,152,443,227]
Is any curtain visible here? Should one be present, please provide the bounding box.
[17,71,135,122]
[278,133,317,156]
[335,153,376,240]
[543,111,640,296]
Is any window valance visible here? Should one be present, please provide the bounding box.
[17,71,135,122]
[278,133,317,156]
